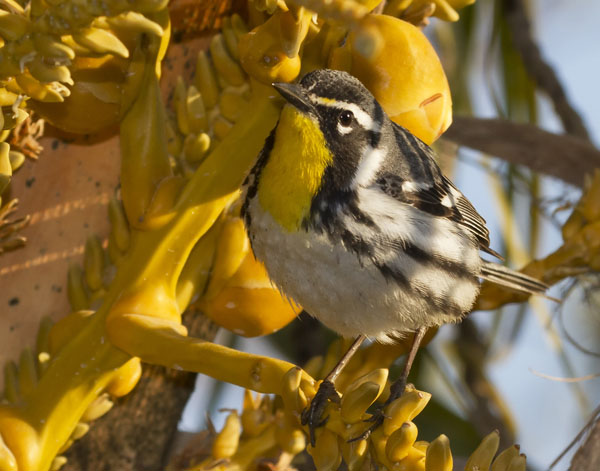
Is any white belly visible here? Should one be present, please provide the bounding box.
[245,196,481,342]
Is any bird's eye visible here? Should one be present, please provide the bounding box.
[338,110,354,127]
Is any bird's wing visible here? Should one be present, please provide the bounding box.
[376,126,502,259]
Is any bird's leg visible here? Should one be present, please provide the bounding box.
[352,327,428,441]
[302,335,366,446]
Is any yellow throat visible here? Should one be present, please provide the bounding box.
[258,105,333,231]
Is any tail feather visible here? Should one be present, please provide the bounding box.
[480,261,554,299]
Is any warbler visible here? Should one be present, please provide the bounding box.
[241,69,549,442]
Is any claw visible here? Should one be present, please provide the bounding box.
[301,379,339,447]
[348,409,385,442]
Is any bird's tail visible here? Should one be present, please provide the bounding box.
[480,261,552,298]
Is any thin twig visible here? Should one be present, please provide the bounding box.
[529,369,600,383]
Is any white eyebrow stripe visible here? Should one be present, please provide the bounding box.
[309,95,380,132]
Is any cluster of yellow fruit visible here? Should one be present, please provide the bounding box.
[0,0,168,105]
[179,343,526,471]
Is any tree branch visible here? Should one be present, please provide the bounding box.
[567,408,600,471]
[443,116,600,187]
[504,0,590,140]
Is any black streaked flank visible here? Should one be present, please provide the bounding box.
[401,243,477,282]
[241,127,276,230]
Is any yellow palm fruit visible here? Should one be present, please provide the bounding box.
[27,57,73,85]
[8,150,25,171]
[70,423,89,440]
[343,367,389,394]
[201,249,302,337]
[383,386,431,436]
[506,454,527,471]
[465,430,500,471]
[0,10,29,41]
[308,429,342,471]
[212,411,242,459]
[340,437,368,471]
[0,88,18,107]
[0,434,18,471]
[386,421,419,462]
[3,360,19,403]
[108,198,130,253]
[67,263,89,312]
[0,142,11,193]
[425,434,453,471]
[49,456,67,471]
[371,426,394,469]
[239,10,303,85]
[0,106,27,131]
[241,390,270,437]
[340,381,381,423]
[280,366,308,414]
[174,76,190,135]
[84,235,105,292]
[186,85,208,133]
[183,132,211,164]
[210,33,246,86]
[230,14,249,42]
[275,413,306,454]
[329,14,452,144]
[106,11,164,36]
[396,446,426,471]
[81,393,114,422]
[195,51,220,109]
[32,33,75,60]
[15,72,67,102]
[72,27,129,58]
[221,16,240,61]
[105,357,142,397]
[340,369,387,423]
[18,348,37,397]
[491,445,520,471]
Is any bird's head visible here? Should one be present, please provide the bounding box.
[272,69,390,189]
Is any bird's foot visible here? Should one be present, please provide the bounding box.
[301,379,340,447]
[349,381,410,442]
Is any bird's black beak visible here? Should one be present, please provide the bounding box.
[272,82,315,114]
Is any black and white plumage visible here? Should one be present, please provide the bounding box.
[241,69,548,343]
